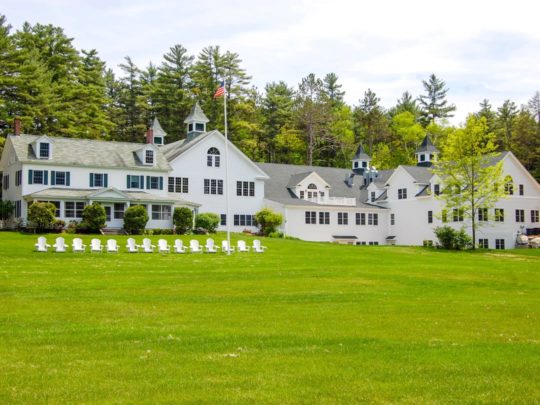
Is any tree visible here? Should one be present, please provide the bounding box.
[433,115,505,249]
[254,208,283,236]
[354,88,390,153]
[391,91,420,118]
[418,74,456,126]
[173,207,193,234]
[476,99,496,133]
[81,202,106,233]
[0,200,14,227]
[528,91,540,124]
[495,99,518,150]
[322,73,345,105]
[123,205,148,234]
[27,202,56,231]
[117,57,145,142]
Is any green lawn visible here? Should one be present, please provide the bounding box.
[0,232,539,404]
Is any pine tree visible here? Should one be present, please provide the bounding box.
[528,91,540,125]
[117,57,145,142]
[353,88,390,153]
[495,99,518,150]
[322,73,345,105]
[392,91,420,117]
[418,74,456,126]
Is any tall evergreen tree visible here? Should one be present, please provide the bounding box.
[117,57,145,142]
[495,99,518,150]
[418,74,456,126]
[353,88,390,153]
[527,91,540,125]
[392,91,420,118]
[322,73,345,105]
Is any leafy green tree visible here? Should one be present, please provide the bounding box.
[173,207,193,234]
[123,205,149,234]
[81,202,106,233]
[254,208,283,236]
[418,74,456,126]
[433,115,505,249]
[28,202,56,231]
[195,212,220,233]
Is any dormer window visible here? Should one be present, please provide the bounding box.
[207,147,220,167]
[39,142,50,159]
[154,137,163,145]
[195,123,205,132]
[145,150,154,165]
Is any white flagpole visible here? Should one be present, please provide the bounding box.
[223,83,231,255]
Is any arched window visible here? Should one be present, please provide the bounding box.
[307,183,318,198]
[504,175,514,195]
[307,183,317,190]
[207,147,220,167]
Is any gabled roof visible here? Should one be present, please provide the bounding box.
[151,118,167,138]
[353,144,371,160]
[415,185,431,197]
[374,189,388,201]
[8,134,171,171]
[416,135,439,153]
[372,169,395,187]
[161,130,216,161]
[286,171,330,189]
[184,101,209,124]
[401,165,434,184]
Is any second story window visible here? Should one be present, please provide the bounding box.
[204,179,223,195]
[145,150,154,165]
[39,142,50,159]
[433,184,440,195]
[398,188,407,199]
[146,176,163,190]
[28,170,48,185]
[236,181,255,197]
[52,171,70,186]
[515,209,525,223]
[207,147,220,167]
[495,208,504,222]
[90,173,108,188]
[127,175,144,189]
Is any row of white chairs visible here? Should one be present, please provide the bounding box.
[35,236,267,254]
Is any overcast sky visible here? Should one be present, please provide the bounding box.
[3,0,540,124]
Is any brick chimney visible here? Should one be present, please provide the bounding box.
[14,118,21,136]
[145,128,153,144]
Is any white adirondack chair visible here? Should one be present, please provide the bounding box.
[158,239,170,254]
[205,238,219,253]
[142,238,155,253]
[237,240,250,252]
[53,237,67,253]
[106,239,119,253]
[90,238,103,253]
[221,240,235,254]
[173,239,187,253]
[35,236,50,252]
[190,239,203,253]
[126,238,139,253]
[72,238,86,253]
[252,239,267,253]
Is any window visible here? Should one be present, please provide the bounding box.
[39,142,50,159]
[65,202,85,218]
[38,200,60,217]
[390,213,395,225]
[146,176,163,190]
[532,210,539,223]
[453,209,464,222]
[420,154,425,162]
[519,184,524,196]
[337,212,348,225]
[504,176,513,195]
[371,191,376,201]
[145,150,154,165]
[478,239,488,249]
[495,208,504,222]
[368,213,378,226]
[127,175,144,189]
[188,123,193,132]
[29,170,48,185]
[428,210,433,224]
[52,171,70,186]
[305,211,316,224]
[515,209,525,223]
[319,212,329,225]
[354,161,359,168]
[15,200,21,218]
[195,123,205,132]
[433,184,440,195]
[152,204,171,220]
[234,214,255,226]
[207,147,220,167]
[90,173,107,188]
[220,214,226,226]
[114,203,125,219]
[204,179,223,195]
[356,213,366,225]
[168,177,189,193]
[299,191,305,199]
[368,241,379,246]
[2,174,8,190]
[153,136,162,145]
[478,208,488,222]
[398,188,407,199]
[15,170,22,186]
[495,239,505,250]
[236,181,255,197]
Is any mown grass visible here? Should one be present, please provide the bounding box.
[0,232,539,404]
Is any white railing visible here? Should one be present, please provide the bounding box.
[306,196,357,206]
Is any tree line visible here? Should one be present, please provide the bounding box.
[0,15,538,179]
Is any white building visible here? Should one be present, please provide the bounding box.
[1,104,539,248]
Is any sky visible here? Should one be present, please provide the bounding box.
[3,0,540,124]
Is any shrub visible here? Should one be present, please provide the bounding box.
[268,231,284,238]
[173,207,193,234]
[254,208,283,236]
[27,202,56,232]
[195,212,220,233]
[81,202,106,233]
[123,205,149,234]
[434,226,473,250]
[0,200,14,221]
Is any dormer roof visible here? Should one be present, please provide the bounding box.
[184,101,209,124]
[353,143,371,160]
[416,135,439,153]
[151,118,167,138]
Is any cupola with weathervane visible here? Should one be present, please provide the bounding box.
[415,135,439,167]
[351,143,371,174]
[184,101,210,142]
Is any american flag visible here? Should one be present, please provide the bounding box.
[213,81,225,98]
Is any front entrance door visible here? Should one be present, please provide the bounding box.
[103,204,123,229]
